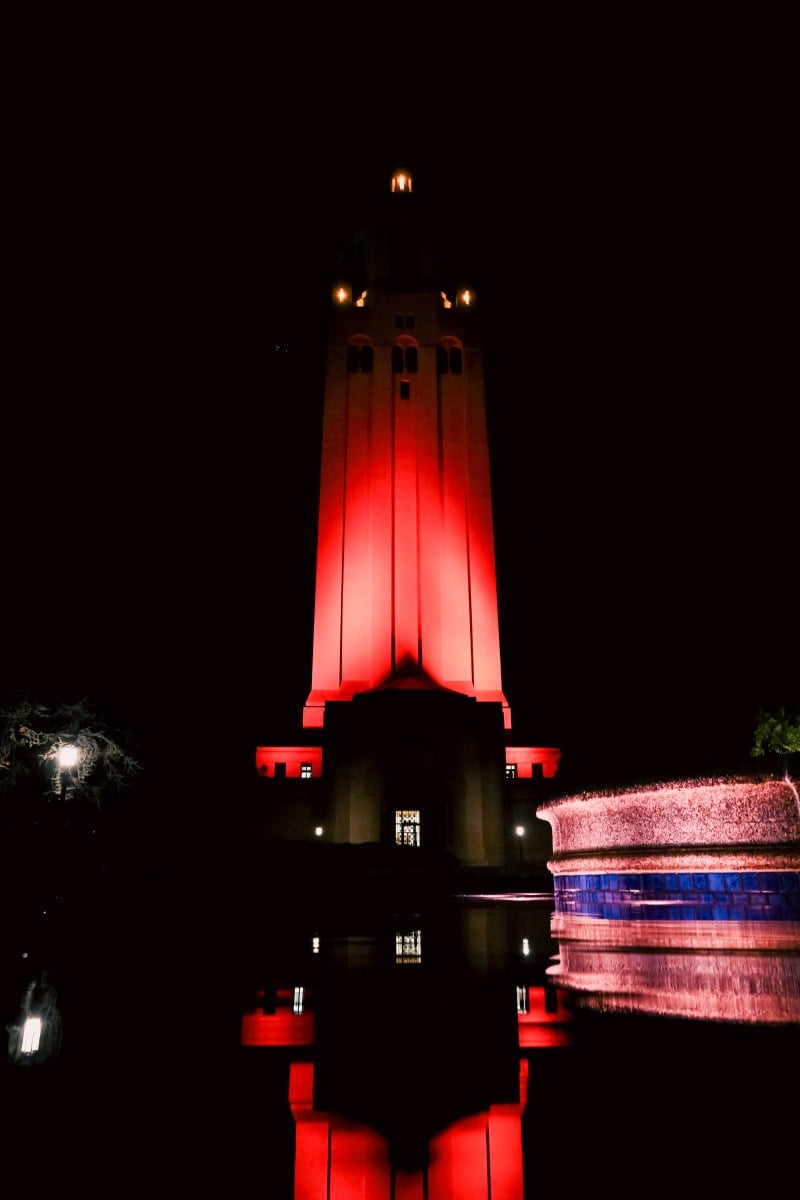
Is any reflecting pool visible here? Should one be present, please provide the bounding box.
[4,777,799,1200]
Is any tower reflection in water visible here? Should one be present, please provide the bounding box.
[241,895,567,1199]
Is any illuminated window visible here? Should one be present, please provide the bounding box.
[293,987,305,1014]
[21,1016,42,1055]
[395,930,422,964]
[506,763,517,779]
[300,763,312,779]
[395,810,420,847]
[516,985,529,1014]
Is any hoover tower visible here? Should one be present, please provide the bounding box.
[254,167,559,870]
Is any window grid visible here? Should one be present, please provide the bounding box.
[395,930,422,964]
[395,810,420,847]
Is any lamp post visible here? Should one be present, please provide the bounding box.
[515,825,525,866]
[57,744,79,801]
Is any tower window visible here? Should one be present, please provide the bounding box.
[395,809,420,847]
[300,763,312,779]
[392,344,418,374]
[506,763,517,779]
[437,344,463,374]
[399,380,410,400]
[347,344,373,373]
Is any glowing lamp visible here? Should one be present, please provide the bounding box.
[456,288,474,307]
[515,824,526,867]
[314,826,323,837]
[333,284,352,306]
[21,1016,42,1055]
[58,745,79,768]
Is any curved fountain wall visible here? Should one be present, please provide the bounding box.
[536,776,800,1023]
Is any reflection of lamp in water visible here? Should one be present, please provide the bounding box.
[515,824,525,864]
[21,1016,42,1054]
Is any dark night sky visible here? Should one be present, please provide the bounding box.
[6,34,796,795]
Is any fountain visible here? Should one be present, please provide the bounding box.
[537,775,800,1022]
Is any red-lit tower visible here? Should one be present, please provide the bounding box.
[254,167,559,870]
[303,166,508,731]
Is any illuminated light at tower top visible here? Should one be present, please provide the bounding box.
[303,167,512,731]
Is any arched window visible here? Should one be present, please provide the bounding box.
[392,342,418,374]
[347,341,374,373]
[436,340,463,375]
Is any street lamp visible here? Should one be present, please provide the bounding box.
[58,746,79,768]
[515,825,525,865]
[57,743,79,800]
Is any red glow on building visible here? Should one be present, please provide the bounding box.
[254,746,323,779]
[506,746,562,780]
[302,208,511,734]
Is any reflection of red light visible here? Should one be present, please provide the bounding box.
[241,989,314,1046]
[517,986,574,1048]
[287,1061,527,1198]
